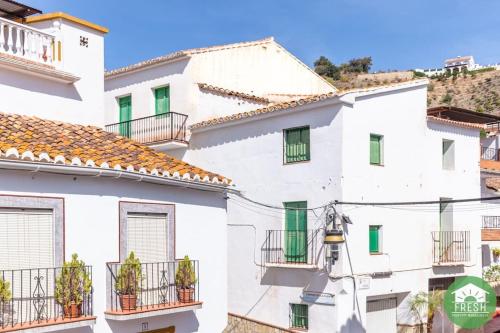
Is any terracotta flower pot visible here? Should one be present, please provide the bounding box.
[177,288,194,303]
[63,302,81,318]
[119,294,137,310]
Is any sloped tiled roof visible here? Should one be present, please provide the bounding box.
[427,116,485,130]
[0,112,229,184]
[198,83,270,104]
[190,92,337,130]
[105,37,275,78]
[190,79,428,130]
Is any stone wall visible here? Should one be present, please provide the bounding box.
[224,313,296,333]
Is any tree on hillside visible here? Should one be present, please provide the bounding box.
[313,56,341,80]
[314,55,372,81]
[342,57,373,73]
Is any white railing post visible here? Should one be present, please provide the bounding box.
[0,17,56,65]
[6,24,13,54]
[15,26,22,56]
[0,22,5,52]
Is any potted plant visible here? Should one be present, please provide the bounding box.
[55,254,92,318]
[116,251,142,310]
[175,256,197,303]
[493,248,500,260]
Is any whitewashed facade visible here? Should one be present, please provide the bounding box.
[0,12,106,126]
[0,4,231,333]
[180,80,483,332]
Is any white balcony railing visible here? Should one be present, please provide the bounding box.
[0,17,56,66]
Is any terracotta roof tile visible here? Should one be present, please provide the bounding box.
[190,80,428,130]
[427,116,485,130]
[105,37,275,78]
[0,112,229,185]
[198,83,270,104]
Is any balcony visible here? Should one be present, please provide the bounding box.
[482,216,500,241]
[481,147,500,171]
[105,260,201,321]
[0,267,95,332]
[0,17,78,83]
[262,230,320,269]
[105,113,189,150]
[432,231,470,265]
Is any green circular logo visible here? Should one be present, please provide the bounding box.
[444,276,496,329]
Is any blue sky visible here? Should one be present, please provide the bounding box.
[26,0,500,72]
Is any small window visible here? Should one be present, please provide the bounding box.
[370,134,383,165]
[442,139,455,170]
[369,225,382,254]
[284,126,310,163]
[290,303,308,329]
[154,86,170,115]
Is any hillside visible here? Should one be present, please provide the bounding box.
[427,69,500,114]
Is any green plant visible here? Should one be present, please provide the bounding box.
[409,290,444,333]
[493,248,500,257]
[484,265,500,282]
[55,254,92,307]
[0,278,11,303]
[175,256,196,289]
[116,251,142,295]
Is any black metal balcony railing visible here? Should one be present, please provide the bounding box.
[262,230,319,266]
[432,231,470,264]
[0,267,93,330]
[105,112,188,145]
[481,147,499,161]
[483,216,500,229]
[106,261,199,314]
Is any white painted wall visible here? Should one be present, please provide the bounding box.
[0,169,227,333]
[181,82,483,332]
[104,39,335,127]
[0,18,105,126]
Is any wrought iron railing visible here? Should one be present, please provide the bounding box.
[483,216,500,229]
[0,266,93,330]
[481,147,499,161]
[106,260,199,313]
[262,230,319,266]
[105,112,188,145]
[432,231,470,264]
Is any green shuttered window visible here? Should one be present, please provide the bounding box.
[369,225,381,254]
[119,95,132,137]
[284,201,307,263]
[290,303,308,329]
[285,126,310,163]
[155,86,170,115]
[370,134,383,165]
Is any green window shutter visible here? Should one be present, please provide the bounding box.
[370,134,381,165]
[155,86,170,115]
[369,226,380,253]
[285,127,310,163]
[284,202,307,263]
[119,96,132,137]
[291,304,308,329]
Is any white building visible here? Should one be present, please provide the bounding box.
[0,2,231,333]
[444,55,478,72]
[104,35,484,332]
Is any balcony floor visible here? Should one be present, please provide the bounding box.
[104,301,203,321]
[0,316,96,333]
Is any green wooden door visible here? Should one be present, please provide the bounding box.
[155,87,170,115]
[369,226,380,253]
[119,96,132,137]
[284,201,307,263]
[370,134,381,164]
